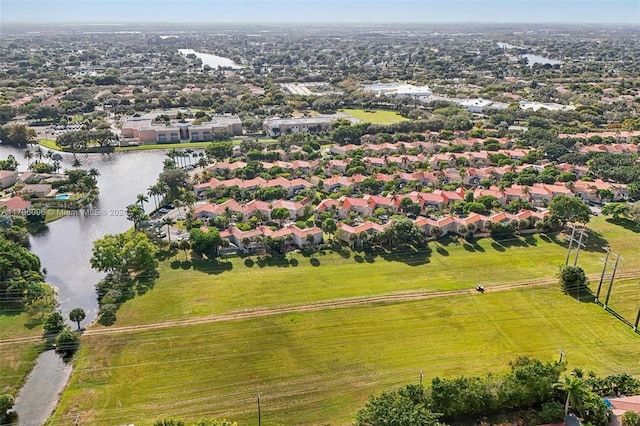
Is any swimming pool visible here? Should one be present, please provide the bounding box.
[56,194,70,200]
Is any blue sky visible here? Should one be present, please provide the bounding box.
[2,0,639,24]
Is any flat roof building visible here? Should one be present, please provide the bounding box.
[121,114,242,145]
[363,82,432,99]
[264,116,334,138]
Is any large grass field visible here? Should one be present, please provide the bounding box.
[48,216,640,425]
[340,108,409,125]
[51,287,640,426]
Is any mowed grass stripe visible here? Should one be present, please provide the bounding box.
[51,287,640,426]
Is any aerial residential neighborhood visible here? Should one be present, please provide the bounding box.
[1,1,640,425]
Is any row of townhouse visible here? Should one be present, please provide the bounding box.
[559,131,640,143]
[194,176,313,198]
[578,143,639,155]
[193,197,312,222]
[313,179,626,221]
[219,224,323,251]
[205,159,321,175]
[328,137,513,156]
[334,209,551,246]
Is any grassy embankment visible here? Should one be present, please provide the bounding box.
[49,217,640,425]
[0,305,46,396]
[340,108,409,124]
[39,137,277,153]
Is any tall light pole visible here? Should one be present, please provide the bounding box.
[558,349,564,363]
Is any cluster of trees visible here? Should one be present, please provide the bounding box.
[0,221,48,305]
[90,231,158,324]
[602,201,640,223]
[0,124,37,147]
[42,309,83,354]
[55,129,118,150]
[355,357,639,426]
[0,155,18,171]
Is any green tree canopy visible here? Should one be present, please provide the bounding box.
[90,232,158,274]
[355,384,444,426]
[549,195,591,226]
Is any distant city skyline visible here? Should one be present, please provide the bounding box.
[1,0,639,24]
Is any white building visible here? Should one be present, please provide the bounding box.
[363,82,432,99]
[264,117,334,138]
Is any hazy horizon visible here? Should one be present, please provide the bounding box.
[2,0,639,25]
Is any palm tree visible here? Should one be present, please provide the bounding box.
[137,193,149,210]
[51,153,63,173]
[554,375,586,417]
[521,185,531,202]
[162,216,175,243]
[88,168,100,178]
[179,240,191,261]
[34,146,44,163]
[23,149,33,167]
[219,238,230,260]
[148,184,159,210]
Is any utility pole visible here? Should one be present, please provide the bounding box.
[595,248,611,303]
[558,349,564,363]
[564,225,588,266]
[257,393,261,426]
[603,253,621,310]
[74,414,79,426]
[634,308,640,332]
[564,226,576,265]
[420,370,423,386]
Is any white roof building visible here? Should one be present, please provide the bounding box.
[363,82,433,99]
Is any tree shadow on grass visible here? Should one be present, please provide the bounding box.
[606,217,640,233]
[380,246,431,266]
[462,242,475,252]
[0,301,22,318]
[491,241,506,252]
[310,258,320,267]
[435,244,449,256]
[156,249,174,262]
[256,255,292,268]
[133,269,159,296]
[191,258,233,275]
[523,235,538,246]
[583,230,609,253]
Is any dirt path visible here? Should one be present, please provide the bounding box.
[3,270,639,346]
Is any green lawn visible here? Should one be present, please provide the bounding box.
[0,306,46,395]
[340,108,409,125]
[50,286,640,426]
[38,139,59,150]
[116,142,216,152]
